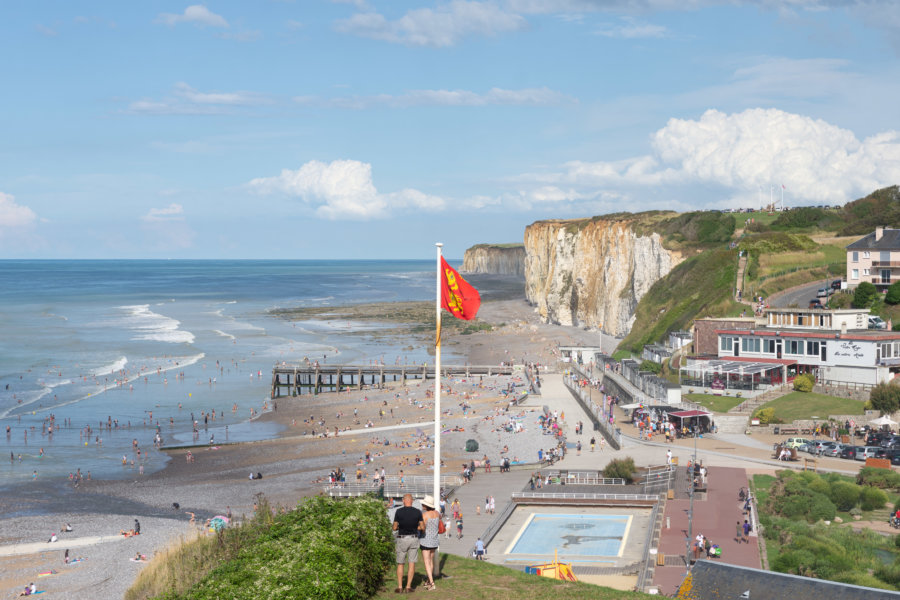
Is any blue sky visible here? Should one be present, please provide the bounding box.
[2,1,899,258]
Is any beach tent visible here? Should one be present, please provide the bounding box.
[619,403,643,410]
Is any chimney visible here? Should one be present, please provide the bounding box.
[876,226,884,241]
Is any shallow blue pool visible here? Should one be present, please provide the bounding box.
[509,513,630,556]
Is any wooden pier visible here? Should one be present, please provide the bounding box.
[271,363,516,397]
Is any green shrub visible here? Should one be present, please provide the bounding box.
[870,382,900,415]
[857,467,900,489]
[830,482,862,511]
[793,373,814,392]
[807,477,830,496]
[602,457,638,482]
[853,281,878,308]
[756,407,776,424]
[808,493,837,523]
[170,496,394,600]
[640,360,662,374]
[895,534,900,549]
[875,562,900,585]
[860,486,889,511]
[887,282,900,305]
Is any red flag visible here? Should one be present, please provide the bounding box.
[440,257,481,321]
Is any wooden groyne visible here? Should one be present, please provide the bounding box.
[271,363,516,397]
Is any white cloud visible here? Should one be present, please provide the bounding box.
[513,108,900,209]
[141,203,185,222]
[0,192,38,228]
[248,159,445,220]
[335,1,527,46]
[594,17,667,38]
[294,86,571,109]
[126,83,271,115]
[156,5,229,28]
[35,23,57,37]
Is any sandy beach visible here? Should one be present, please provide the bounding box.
[0,291,617,599]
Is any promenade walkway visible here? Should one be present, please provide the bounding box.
[431,372,775,592]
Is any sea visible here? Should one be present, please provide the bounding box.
[0,259,473,486]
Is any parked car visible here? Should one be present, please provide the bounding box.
[879,435,900,448]
[808,441,837,455]
[831,279,843,290]
[891,451,900,466]
[816,288,828,298]
[809,299,824,309]
[783,437,812,449]
[855,446,881,461]
[823,443,848,457]
[841,445,862,459]
[869,316,887,330]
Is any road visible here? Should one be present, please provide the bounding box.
[771,279,835,308]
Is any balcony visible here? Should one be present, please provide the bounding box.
[871,261,900,267]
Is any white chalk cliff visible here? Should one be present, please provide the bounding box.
[524,218,681,336]
[462,245,525,276]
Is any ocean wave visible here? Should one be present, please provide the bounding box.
[213,329,236,341]
[117,304,196,344]
[91,356,128,377]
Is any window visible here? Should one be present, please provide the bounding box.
[881,251,891,263]
[881,343,892,359]
[882,269,892,284]
[852,251,859,262]
[786,340,802,354]
[852,269,859,280]
[764,339,776,354]
[864,251,870,259]
[720,337,732,351]
[806,341,819,356]
[742,338,760,353]
[864,268,870,276]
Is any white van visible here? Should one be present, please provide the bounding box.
[869,316,887,330]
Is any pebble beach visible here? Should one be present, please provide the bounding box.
[0,297,615,599]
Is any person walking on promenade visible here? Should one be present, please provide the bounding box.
[419,495,441,591]
[456,512,464,539]
[590,436,596,452]
[392,493,424,593]
[735,521,743,543]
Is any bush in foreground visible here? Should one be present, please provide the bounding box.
[129,496,393,600]
[602,457,638,483]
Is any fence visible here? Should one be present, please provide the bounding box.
[635,501,662,591]
[542,471,626,486]
[382,474,463,498]
[562,370,622,450]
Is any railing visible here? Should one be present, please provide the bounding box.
[563,374,623,450]
[543,471,626,485]
[382,474,463,497]
[636,501,662,591]
[512,492,659,501]
[479,497,517,551]
[324,482,383,497]
[870,261,900,267]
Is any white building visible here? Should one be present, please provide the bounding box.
[681,307,900,391]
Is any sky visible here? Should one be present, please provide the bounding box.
[2,0,900,259]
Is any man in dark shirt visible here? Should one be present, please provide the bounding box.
[392,493,423,593]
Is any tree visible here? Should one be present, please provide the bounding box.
[852,281,877,308]
[886,281,900,305]
[869,381,900,415]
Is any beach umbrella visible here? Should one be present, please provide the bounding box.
[870,415,898,427]
[209,516,229,531]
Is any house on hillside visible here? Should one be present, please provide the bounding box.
[846,226,900,291]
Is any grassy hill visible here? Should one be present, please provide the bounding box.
[617,185,897,352]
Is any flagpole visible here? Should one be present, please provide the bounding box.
[434,243,443,579]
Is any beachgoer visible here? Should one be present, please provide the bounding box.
[456,513,464,539]
[590,437,595,452]
[392,494,423,594]
[134,519,140,535]
[419,495,441,591]
[475,537,486,560]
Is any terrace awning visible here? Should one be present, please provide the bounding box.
[669,410,712,420]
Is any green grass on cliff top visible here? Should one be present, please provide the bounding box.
[620,248,737,353]
[751,392,865,423]
[370,553,656,600]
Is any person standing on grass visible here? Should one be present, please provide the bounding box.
[419,495,440,591]
[392,494,424,593]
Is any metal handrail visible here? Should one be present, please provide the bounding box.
[636,501,661,591]
[562,369,623,450]
[512,492,658,501]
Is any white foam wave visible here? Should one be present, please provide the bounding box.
[118,304,195,344]
[91,356,128,377]
[213,329,236,341]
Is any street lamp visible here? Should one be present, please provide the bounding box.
[685,423,699,568]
